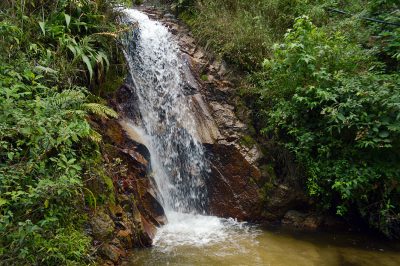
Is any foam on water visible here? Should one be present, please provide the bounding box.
[153,212,257,250]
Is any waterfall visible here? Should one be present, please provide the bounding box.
[120,9,208,215]
[119,8,253,250]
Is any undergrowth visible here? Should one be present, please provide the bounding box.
[0,0,127,264]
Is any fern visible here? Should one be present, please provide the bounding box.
[82,103,118,119]
[88,128,102,143]
[47,89,86,109]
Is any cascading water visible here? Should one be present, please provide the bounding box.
[120,9,208,215]
[119,8,257,250]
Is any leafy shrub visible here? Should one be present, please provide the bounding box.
[0,65,94,264]
[0,0,121,264]
[256,16,400,237]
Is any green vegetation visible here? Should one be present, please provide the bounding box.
[257,16,400,237]
[178,0,400,238]
[0,0,125,264]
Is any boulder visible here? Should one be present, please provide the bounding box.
[100,243,126,263]
[282,210,323,230]
[262,184,309,222]
[91,210,115,240]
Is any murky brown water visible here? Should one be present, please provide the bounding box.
[126,227,400,266]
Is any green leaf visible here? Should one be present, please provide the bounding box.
[7,152,14,160]
[81,55,93,80]
[64,14,71,28]
[379,130,390,138]
[44,199,49,208]
[0,198,8,207]
[38,21,46,36]
[337,113,345,121]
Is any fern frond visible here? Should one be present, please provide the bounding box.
[47,89,86,109]
[82,103,118,119]
[88,128,102,143]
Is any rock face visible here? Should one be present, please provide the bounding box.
[205,144,263,220]
[88,116,167,265]
[161,10,265,220]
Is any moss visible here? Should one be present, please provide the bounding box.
[240,134,256,147]
[87,169,116,206]
[260,182,274,203]
[200,74,208,81]
[102,173,116,205]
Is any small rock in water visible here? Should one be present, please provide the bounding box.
[164,13,174,19]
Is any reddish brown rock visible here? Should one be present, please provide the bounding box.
[205,143,263,221]
[140,214,157,240]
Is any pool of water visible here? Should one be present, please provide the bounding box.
[124,213,400,266]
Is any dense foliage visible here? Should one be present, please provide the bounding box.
[181,0,400,237]
[257,17,400,237]
[0,0,122,264]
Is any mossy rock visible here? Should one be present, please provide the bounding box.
[90,208,115,240]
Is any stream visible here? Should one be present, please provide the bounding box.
[119,8,400,266]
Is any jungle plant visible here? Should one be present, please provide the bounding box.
[256,16,400,238]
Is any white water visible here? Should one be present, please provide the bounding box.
[119,8,258,249]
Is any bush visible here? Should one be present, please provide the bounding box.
[0,0,120,264]
[256,16,400,237]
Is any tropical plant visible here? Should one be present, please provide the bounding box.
[256,16,400,238]
[0,0,122,264]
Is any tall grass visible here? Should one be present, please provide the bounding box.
[185,0,303,70]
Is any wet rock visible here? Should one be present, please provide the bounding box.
[282,210,323,230]
[140,214,157,241]
[117,228,133,249]
[91,210,115,240]
[139,191,167,226]
[263,184,308,222]
[190,94,222,144]
[89,110,167,263]
[181,53,200,95]
[109,205,124,219]
[304,216,323,230]
[205,143,263,221]
[164,13,174,19]
[209,101,247,134]
[115,84,142,124]
[100,243,126,263]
